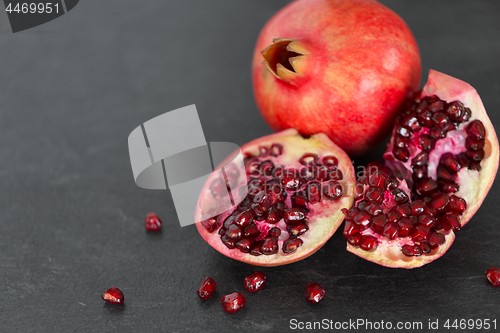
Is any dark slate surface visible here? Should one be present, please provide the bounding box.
[0,1,499,332]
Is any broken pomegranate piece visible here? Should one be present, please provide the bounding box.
[196,129,355,266]
[345,70,499,269]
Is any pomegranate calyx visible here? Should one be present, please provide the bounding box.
[261,38,309,85]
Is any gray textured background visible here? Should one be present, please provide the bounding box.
[0,1,499,332]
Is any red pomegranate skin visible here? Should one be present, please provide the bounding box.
[252,0,421,156]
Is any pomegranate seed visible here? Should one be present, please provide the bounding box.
[299,153,319,166]
[243,272,267,293]
[445,101,465,121]
[417,110,433,127]
[344,220,360,238]
[393,147,410,162]
[364,201,382,216]
[412,152,429,167]
[353,211,372,230]
[449,195,467,215]
[371,215,388,233]
[226,224,243,241]
[396,125,412,138]
[269,143,283,157]
[412,166,427,181]
[438,180,459,193]
[465,137,485,151]
[428,232,445,248]
[392,188,409,204]
[419,135,434,152]
[284,208,306,224]
[261,237,278,255]
[437,165,454,181]
[144,212,162,232]
[305,283,326,304]
[348,233,362,246]
[382,222,399,240]
[259,160,274,176]
[387,211,402,223]
[221,292,246,313]
[410,225,430,242]
[430,192,450,212]
[394,135,409,148]
[307,181,322,204]
[322,155,338,167]
[250,241,264,256]
[236,238,254,253]
[243,224,260,238]
[429,127,445,139]
[455,152,470,168]
[388,178,399,190]
[210,178,226,197]
[360,236,377,251]
[282,237,303,254]
[402,115,421,132]
[234,211,253,228]
[221,235,236,249]
[466,120,486,140]
[393,203,411,217]
[418,214,436,228]
[397,218,413,237]
[259,146,269,157]
[201,217,217,233]
[197,277,217,300]
[417,178,438,196]
[323,181,343,200]
[271,165,285,178]
[470,161,482,171]
[354,182,365,201]
[365,187,383,203]
[415,99,429,114]
[428,100,445,112]
[432,112,450,130]
[267,227,281,239]
[466,149,485,162]
[267,205,282,224]
[419,242,431,254]
[410,200,426,215]
[402,245,422,257]
[291,193,308,207]
[440,153,461,173]
[441,213,461,232]
[287,223,309,237]
[485,267,500,287]
[101,287,124,304]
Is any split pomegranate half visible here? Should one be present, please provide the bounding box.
[196,129,355,266]
[344,70,499,268]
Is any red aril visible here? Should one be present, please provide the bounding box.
[101,287,124,305]
[144,212,162,232]
[243,272,267,293]
[485,267,500,287]
[197,277,217,300]
[196,129,355,266]
[221,292,246,314]
[344,70,499,268]
[252,0,420,156]
[305,283,325,304]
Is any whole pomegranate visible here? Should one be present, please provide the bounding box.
[195,129,355,266]
[343,70,499,268]
[252,0,421,156]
